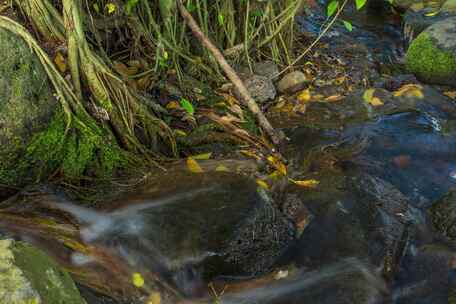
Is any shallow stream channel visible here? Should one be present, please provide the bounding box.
[1,4,455,304]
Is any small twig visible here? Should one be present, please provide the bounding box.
[275,0,349,78]
[176,0,284,147]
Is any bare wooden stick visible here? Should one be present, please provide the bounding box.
[176,0,284,147]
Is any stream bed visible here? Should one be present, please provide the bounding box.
[1,4,455,304]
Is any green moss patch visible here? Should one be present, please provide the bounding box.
[0,109,134,186]
[405,32,456,85]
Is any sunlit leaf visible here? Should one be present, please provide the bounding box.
[215,164,230,172]
[180,98,195,115]
[166,101,180,110]
[53,52,66,73]
[218,13,225,25]
[187,157,204,173]
[424,10,440,16]
[443,91,456,99]
[297,89,311,103]
[105,3,116,14]
[355,0,367,10]
[291,179,320,188]
[363,88,384,106]
[267,155,287,176]
[342,20,353,32]
[393,84,424,99]
[256,179,270,190]
[324,94,344,102]
[132,272,144,288]
[240,150,261,160]
[327,0,339,17]
[192,152,212,160]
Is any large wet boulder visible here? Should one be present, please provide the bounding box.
[0,239,86,304]
[405,17,456,86]
[428,189,456,244]
[403,9,455,44]
[0,28,56,187]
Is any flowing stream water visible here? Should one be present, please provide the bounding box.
[1,5,455,304]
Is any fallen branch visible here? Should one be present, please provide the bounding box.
[176,0,284,147]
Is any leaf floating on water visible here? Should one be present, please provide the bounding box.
[291,179,320,188]
[215,164,230,172]
[192,152,212,160]
[324,94,344,102]
[443,91,456,99]
[132,272,144,288]
[393,84,424,99]
[363,88,384,107]
[54,52,66,73]
[256,179,270,190]
[187,157,204,173]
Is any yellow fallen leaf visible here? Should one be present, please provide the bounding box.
[393,84,424,99]
[146,292,161,304]
[187,157,204,173]
[166,101,180,110]
[240,150,261,160]
[334,76,346,85]
[363,88,384,107]
[256,179,270,190]
[443,91,456,99]
[132,272,144,288]
[215,164,230,172]
[291,179,320,188]
[267,155,287,176]
[297,89,311,103]
[53,52,66,73]
[192,152,212,160]
[324,94,344,102]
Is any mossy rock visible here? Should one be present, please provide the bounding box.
[0,28,56,186]
[428,189,456,244]
[405,17,456,86]
[0,239,86,304]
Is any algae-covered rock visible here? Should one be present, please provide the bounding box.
[0,28,56,186]
[428,189,456,244]
[0,239,86,304]
[405,17,456,86]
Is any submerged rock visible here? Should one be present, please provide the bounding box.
[405,17,456,86]
[428,189,456,244]
[0,239,86,304]
[0,28,56,188]
[88,172,295,290]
